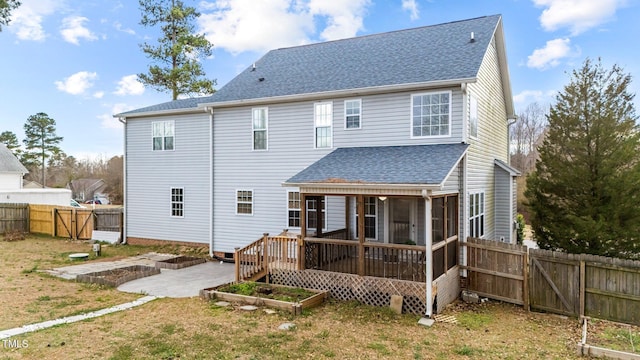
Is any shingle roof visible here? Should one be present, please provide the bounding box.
[285,144,469,185]
[0,143,28,173]
[119,15,501,116]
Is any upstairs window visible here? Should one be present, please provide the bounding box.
[236,190,253,215]
[252,108,268,150]
[170,187,184,217]
[469,192,485,238]
[344,99,361,129]
[469,95,478,138]
[152,121,174,151]
[314,102,332,148]
[411,91,451,137]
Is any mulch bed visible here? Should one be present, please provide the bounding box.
[76,265,160,287]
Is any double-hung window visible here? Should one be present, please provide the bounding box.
[170,187,184,217]
[344,99,361,129]
[469,192,485,238]
[152,120,174,151]
[469,95,478,138]
[287,191,301,228]
[314,102,332,148]
[252,108,268,150]
[306,197,326,230]
[236,190,253,215]
[411,91,451,137]
[356,196,377,239]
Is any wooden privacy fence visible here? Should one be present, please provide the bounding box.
[0,203,29,234]
[462,237,640,326]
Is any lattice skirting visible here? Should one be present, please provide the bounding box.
[269,269,427,315]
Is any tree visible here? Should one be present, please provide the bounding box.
[525,58,640,259]
[0,130,22,158]
[510,102,547,173]
[138,0,215,100]
[0,0,20,31]
[22,112,64,188]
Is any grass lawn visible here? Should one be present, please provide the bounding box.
[1,235,637,359]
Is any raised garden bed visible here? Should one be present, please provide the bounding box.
[76,265,160,287]
[155,256,206,270]
[200,281,328,315]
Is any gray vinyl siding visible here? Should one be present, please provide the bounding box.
[494,165,512,243]
[125,113,211,244]
[212,88,464,252]
[464,35,509,241]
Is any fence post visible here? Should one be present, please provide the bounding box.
[523,248,530,311]
[234,247,240,282]
[579,258,585,319]
[262,233,269,284]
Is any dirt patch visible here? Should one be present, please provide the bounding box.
[214,282,318,302]
[155,256,206,270]
[76,265,160,287]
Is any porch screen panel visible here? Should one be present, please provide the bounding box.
[432,197,444,244]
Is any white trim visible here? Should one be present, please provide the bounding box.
[286,189,301,230]
[314,101,333,149]
[344,99,362,130]
[170,187,184,218]
[410,90,453,139]
[251,107,268,151]
[235,189,254,216]
[468,190,485,238]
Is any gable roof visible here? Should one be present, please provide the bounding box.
[0,143,28,174]
[119,14,508,117]
[285,143,468,187]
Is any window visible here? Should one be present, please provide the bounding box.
[344,99,361,129]
[356,196,377,239]
[287,191,301,228]
[469,95,478,138]
[314,102,332,148]
[236,190,253,215]
[469,192,485,238]
[306,197,326,230]
[411,91,451,137]
[252,107,268,150]
[170,188,184,217]
[152,121,174,151]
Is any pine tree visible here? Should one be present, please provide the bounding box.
[0,0,21,31]
[0,130,22,158]
[138,0,215,100]
[22,112,64,188]
[526,59,640,259]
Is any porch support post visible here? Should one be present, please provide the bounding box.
[424,194,434,317]
[357,194,365,276]
[316,196,323,238]
[300,193,307,238]
[345,196,351,240]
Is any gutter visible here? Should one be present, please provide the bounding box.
[118,117,127,244]
[204,106,215,257]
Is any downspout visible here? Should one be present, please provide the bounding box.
[506,115,518,244]
[506,115,518,166]
[422,189,433,317]
[205,106,214,257]
[118,117,127,244]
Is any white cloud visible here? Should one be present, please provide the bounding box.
[93,91,105,99]
[114,21,135,35]
[514,89,557,105]
[402,0,419,20]
[60,16,98,45]
[533,0,625,35]
[527,38,574,69]
[100,103,134,129]
[114,75,145,96]
[198,0,370,54]
[55,71,98,95]
[8,0,60,41]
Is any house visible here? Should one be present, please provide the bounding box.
[117,15,518,315]
[0,143,72,206]
[67,178,109,203]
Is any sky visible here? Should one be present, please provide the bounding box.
[0,0,638,160]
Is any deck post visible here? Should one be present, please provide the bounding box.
[357,194,365,276]
[262,233,269,283]
[234,247,240,282]
[297,235,305,270]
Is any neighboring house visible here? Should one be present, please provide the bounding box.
[117,15,518,315]
[67,178,109,203]
[0,143,72,206]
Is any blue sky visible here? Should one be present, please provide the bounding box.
[1,0,638,160]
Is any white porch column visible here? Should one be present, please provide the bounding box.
[424,192,433,317]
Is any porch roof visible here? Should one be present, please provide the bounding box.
[284,144,468,193]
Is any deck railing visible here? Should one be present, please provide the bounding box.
[235,233,300,282]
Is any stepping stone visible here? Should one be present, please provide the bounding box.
[263,309,277,314]
[278,322,296,331]
[214,301,231,307]
[239,305,258,311]
[418,317,435,327]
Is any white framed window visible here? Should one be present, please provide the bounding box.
[411,91,451,138]
[469,95,478,138]
[287,191,301,228]
[170,187,184,217]
[469,192,485,238]
[306,197,326,230]
[252,107,268,150]
[152,120,175,151]
[236,190,253,215]
[344,99,361,129]
[356,196,377,239]
[314,102,332,148]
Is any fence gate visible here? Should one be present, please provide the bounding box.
[54,208,94,240]
[528,250,580,317]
